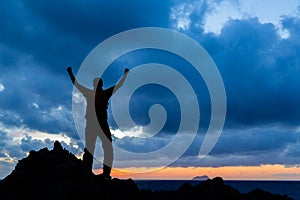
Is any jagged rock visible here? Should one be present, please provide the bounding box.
[0,141,294,200]
[0,141,139,200]
[141,177,293,200]
[146,177,240,200]
[53,140,63,152]
[241,188,293,200]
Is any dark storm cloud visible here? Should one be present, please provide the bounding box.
[165,15,300,167]
[170,127,300,168]
[22,0,171,40]
[0,0,173,138]
[110,16,300,136]
[0,130,26,159]
[210,128,297,156]
[0,0,172,73]
[194,17,300,128]
[0,62,77,138]
[106,49,210,134]
[0,131,10,148]
[0,1,80,72]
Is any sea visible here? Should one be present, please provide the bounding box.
[134,180,300,200]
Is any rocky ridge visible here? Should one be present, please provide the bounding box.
[0,141,293,200]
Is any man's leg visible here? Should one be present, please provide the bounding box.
[83,148,93,172]
[83,120,97,172]
[99,120,113,178]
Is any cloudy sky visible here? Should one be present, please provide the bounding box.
[1,0,300,180]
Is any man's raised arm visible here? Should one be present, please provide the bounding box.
[113,68,129,93]
[66,66,89,94]
[67,67,76,84]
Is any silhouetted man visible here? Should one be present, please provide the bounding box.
[67,66,129,179]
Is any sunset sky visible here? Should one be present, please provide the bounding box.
[1,0,300,180]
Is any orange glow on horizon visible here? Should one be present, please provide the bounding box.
[93,165,300,180]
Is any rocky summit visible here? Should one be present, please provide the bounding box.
[0,141,293,200]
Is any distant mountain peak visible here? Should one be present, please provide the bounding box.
[192,175,209,181]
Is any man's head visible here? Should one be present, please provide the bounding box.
[93,77,103,89]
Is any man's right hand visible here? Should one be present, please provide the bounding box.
[67,66,76,84]
[67,66,72,73]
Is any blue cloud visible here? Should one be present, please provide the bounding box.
[198,17,300,128]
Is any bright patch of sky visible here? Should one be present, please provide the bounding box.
[170,2,195,30]
[0,151,15,164]
[112,126,146,139]
[0,83,5,92]
[32,102,39,109]
[0,121,71,145]
[171,0,300,38]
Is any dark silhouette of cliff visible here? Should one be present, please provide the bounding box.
[0,141,138,200]
[0,141,293,200]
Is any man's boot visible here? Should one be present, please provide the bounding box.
[102,164,112,180]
